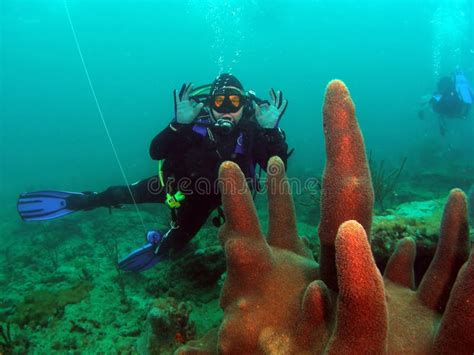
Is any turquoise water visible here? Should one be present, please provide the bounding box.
[2,0,472,204]
[1,0,473,353]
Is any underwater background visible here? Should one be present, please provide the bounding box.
[1,0,473,353]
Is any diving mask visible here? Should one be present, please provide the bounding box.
[210,87,246,113]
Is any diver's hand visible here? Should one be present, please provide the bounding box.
[174,83,204,124]
[253,89,288,128]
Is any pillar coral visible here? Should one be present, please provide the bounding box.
[176,80,474,354]
[318,80,374,292]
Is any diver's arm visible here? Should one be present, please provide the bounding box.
[149,122,193,160]
[254,128,289,170]
[150,82,206,160]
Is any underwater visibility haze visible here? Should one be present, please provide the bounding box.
[1,0,473,353]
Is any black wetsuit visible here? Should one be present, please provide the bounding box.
[428,76,469,136]
[430,76,467,118]
[431,91,464,118]
[88,111,289,256]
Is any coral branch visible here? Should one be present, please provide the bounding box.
[327,220,387,354]
[318,80,374,291]
[417,188,470,312]
[433,250,474,352]
[266,156,312,257]
[383,237,416,289]
[218,161,263,241]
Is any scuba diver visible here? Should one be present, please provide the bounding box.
[17,73,290,272]
[418,69,473,136]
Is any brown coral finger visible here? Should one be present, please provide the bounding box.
[296,280,332,352]
[326,220,387,354]
[383,237,416,289]
[417,189,470,312]
[266,156,308,256]
[301,280,332,324]
[318,80,374,291]
[433,250,474,353]
[221,238,272,298]
[218,161,263,243]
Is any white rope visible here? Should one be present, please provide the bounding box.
[63,0,146,232]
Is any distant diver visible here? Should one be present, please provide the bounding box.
[17,73,292,272]
[418,69,473,136]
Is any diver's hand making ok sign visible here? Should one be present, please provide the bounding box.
[173,83,204,124]
[253,89,288,128]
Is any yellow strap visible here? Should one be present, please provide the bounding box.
[166,193,181,208]
[174,191,185,202]
[160,159,186,208]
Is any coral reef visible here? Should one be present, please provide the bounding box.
[139,297,196,354]
[0,322,30,354]
[0,322,14,353]
[370,199,445,284]
[177,80,473,354]
[12,281,93,329]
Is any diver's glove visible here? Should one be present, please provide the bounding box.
[174,83,204,124]
[253,89,288,128]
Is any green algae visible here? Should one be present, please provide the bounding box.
[12,281,93,328]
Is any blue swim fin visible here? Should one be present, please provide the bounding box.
[118,243,163,272]
[455,71,473,104]
[17,190,89,221]
[118,230,164,272]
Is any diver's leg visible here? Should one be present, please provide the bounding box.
[438,115,447,136]
[97,176,165,205]
[70,176,165,210]
[156,198,215,257]
[117,197,215,272]
[17,176,164,221]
